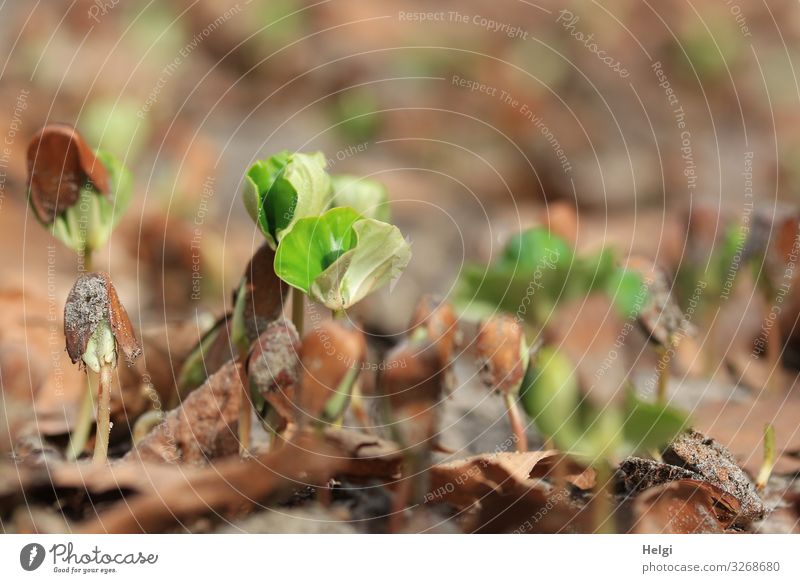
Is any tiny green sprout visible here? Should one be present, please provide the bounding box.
[274,207,411,312]
[64,272,141,464]
[242,150,331,249]
[329,174,390,222]
[26,124,132,265]
[475,314,531,452]
[756,424,776,492]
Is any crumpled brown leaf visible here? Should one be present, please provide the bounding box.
[126,361,242,464]
[631,479,742,534]
[663,430,765,523]
[76,433,343,533]
[428,451,595,508]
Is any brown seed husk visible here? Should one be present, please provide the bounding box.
[247,319,301,426]
[240,243,290,345]
[297,320,366,421]
[475,314,525,395]
[64,272,141,367]
[26,123,109,223]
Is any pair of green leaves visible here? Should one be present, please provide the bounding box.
[244,151,409,311]
[455,226,648,324]
[520,346,689,463]
[275,207,410,311]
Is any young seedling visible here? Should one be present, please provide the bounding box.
[741,208,799,392]
[230,244,289,454]
[274,206,411,314]
[243,151,331,335]
[475,314,531,452]
[625,258,694,405]
[382,335,445,529]
[26,124,133,460]
[26,123,133,269]
[520,342,689,533]
[296,320,367,432]
[64,272,141,464]
[755,424,776,492]
[246,319,301,447]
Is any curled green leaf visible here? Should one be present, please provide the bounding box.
[275,207,411,310]
[243,151,331,248]
[330,174,390,222]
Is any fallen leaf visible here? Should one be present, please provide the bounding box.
[631,479,742,533]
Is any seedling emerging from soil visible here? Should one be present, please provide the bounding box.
[382,335,445,526]
[521,344,689,531]
[330,174,390,222]
[26,123,132,265]
[742,208,799,391]
[624,258,694,404]
[274,206,411,312]
[756,424,776,492]
[243,150,331,334]
[230,244,289,452]
[296,320,366,431]
[246,319,301,445]
[64,272,141,464]
[475,314,531,452]
[408,295,460,389]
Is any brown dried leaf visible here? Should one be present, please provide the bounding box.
[77,433,343,533]
[127,361,242,464]
[26,124,109,223]
[246,319,301,429]
[631,479,742,534]
[428,451,593,508]
[664,430,765,523]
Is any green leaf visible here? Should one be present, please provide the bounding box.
[49,149,132,254]
[243,151,331,247]
[501,227,573,271]
[622,391,689,454]
[330,174,390,222]
[605,267,648,318]
[520,347,583,450]
[275,207,411,310]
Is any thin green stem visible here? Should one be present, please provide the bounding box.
[592,461,616,534]
[238,362,252,456]
[66,374,96,460]
[292,288,305,336]
[503,392,528,452]
[92,364,114,464]
[655,345,670,405]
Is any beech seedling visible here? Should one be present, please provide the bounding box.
[274,206,411,312]
[27,123,132,262]
[64,272,141,463]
